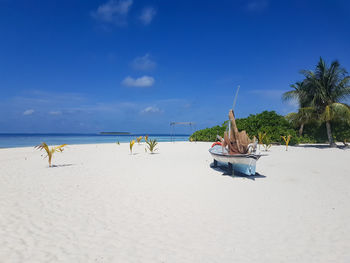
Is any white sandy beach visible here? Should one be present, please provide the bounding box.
[0,142,350,262]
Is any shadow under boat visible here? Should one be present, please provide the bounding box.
[210,161,266,180]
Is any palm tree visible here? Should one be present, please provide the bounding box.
[285,108,314,136]
[282,81,314,136]
[302,58,350,146]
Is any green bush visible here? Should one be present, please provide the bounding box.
[190,110,350,145]
[235,111,299,145]
[301,121,328,143]
[300,120,350,144]
[190,124,226,142]
[190,111,298,145]
[332,121,350,144]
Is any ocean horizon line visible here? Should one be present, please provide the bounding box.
[0,133,191,136]
[0,133,191,148]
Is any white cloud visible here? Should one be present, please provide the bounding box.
[49,111,62,115]
[122,75,155,87]
[91,0,133,26]
[131,53,156,71]
[141,106,161,114]
[23,109,34,115]
[139,7,156,25]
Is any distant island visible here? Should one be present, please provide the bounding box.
[99,132,131,135]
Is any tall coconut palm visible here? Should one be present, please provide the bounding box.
[282,81,314,136]
[301,58,350,146]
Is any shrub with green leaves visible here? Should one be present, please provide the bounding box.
[190,111,298,145]
[235,111,299,145]
[189,124,226,142]
[190,110,350,145]
[332,121,350,145]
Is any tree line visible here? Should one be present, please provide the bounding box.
[283,57,350,146]
[190,58,350,146]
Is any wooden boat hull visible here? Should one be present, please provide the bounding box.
[209,146,262,176]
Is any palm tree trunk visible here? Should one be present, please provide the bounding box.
[299,123,304,136]
[326,121,336,147]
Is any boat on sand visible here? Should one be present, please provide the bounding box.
[209,109,264,176]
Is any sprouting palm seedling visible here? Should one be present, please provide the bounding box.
[263,136,272,151]
[281,135,291,151]
[35,142,67,167]
[258,132,266,150]
[263,143,272,151]
[116,141,120,145]
[129,140,135,154]
[144,135,149,142]
[145,139,158,153]
[136,136,143,144]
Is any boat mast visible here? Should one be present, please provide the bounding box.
[228,85,240,139]
[232,85,240,111]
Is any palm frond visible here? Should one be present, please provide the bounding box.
[330,103,350,122]
[35,142,50,156]
[145,139,158,153]
[285,112,298,123]
[129,140,135,154]
[282,90,299,102]
[54,144,67,152]
[35,142,67,167]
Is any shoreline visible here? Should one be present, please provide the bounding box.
[0,141,200,150]
[0,134,191,149]
[0,141,347,150]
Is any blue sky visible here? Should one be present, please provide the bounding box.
[1,0,350,133]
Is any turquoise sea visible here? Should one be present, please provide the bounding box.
[0,134,190,148]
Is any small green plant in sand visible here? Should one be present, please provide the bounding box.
[144,135,149,142]
[145,139,158,153]
[35,142,67,167]
[129,140,135,154]
[116,141,120,145]
[262,136,272,151]
[281,135,291,151]
[258,132,266,150]
[136,136,143,144]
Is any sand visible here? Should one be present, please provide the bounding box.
[0,142,349,262]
